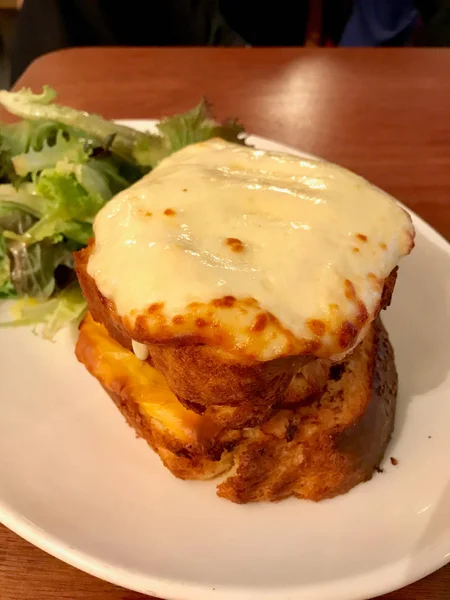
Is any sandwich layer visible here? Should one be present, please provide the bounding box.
[76,314,397,503]
[75,244,395,424]
[76,313,329,453]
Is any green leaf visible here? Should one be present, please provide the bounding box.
[86,156,144,195]
[59,220,92,245]
[0,233,14,297]
[12,129,89,177]
[39,281,86,340]
[0,281,86,340]
[0,202,36,233]
[54,161,113,205]
[0,183,50,217]
[8,239,74,299]
[6,169,105,245]
[0,89,247,169]
[0,86,148,162]
[133,99,246,167]
[0,120,70,183]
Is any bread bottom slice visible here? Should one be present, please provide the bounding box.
[76,314,397,503]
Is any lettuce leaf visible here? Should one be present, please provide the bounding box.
[0,183,50,217]
[133,99,246,167]
[5,168,107,245]
[0,234,14,297]
[0,120,71,183]
[0,88,247,169]
[0,280,86,340]
[0,86,148,162]
[0,200,75,299]
[8,240,74,299]
[12,129,89,177]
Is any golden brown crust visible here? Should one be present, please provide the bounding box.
[149,343,303,408]
[75,241,133,353]
[76,314,397,503]
[217,318,397,503]
[103,381,234,479]
[380,266,398,312]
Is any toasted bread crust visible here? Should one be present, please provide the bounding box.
[149,344,303,408]
[217,318,397,502]
[102,379,234,479]
[76,314,397,503]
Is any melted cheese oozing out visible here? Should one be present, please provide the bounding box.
[88,139,414,359]
[78,314,204,441]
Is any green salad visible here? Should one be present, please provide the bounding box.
[0,86,245,339]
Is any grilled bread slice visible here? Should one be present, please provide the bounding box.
[75,243,396,427]
[76,314,396,503]
[217,317,397,502]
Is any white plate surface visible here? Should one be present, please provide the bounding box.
[0,120,449,600]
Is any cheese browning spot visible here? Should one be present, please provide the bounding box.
[212,296,236,308]
[307,318,326,337]
[172,315,185,325]
[344,279,357,301]
[329,303,339,312]
[353,247,360,253]
[148,302,164,314]
[225,237,244,253]
[356,301,369,326]
[250,313,269,332]
[337,321,358,349]
[196,318,208,328]
[302,339,321,353]
[380,242,387,250]
[164,208,176,216]
[137,209,153,217]
[367,272,381,289]
[356,233,368,242]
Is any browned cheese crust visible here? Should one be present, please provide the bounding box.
[75,243,396,429]
[76,314,397,503]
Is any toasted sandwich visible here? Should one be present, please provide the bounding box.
[75,138,414,502]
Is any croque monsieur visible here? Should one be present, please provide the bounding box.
[75,138,414,503]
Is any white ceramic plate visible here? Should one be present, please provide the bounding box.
[1,121,449,600]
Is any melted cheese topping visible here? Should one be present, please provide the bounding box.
[88,139,414,360]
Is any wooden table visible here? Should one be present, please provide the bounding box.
[1,47,449,600]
